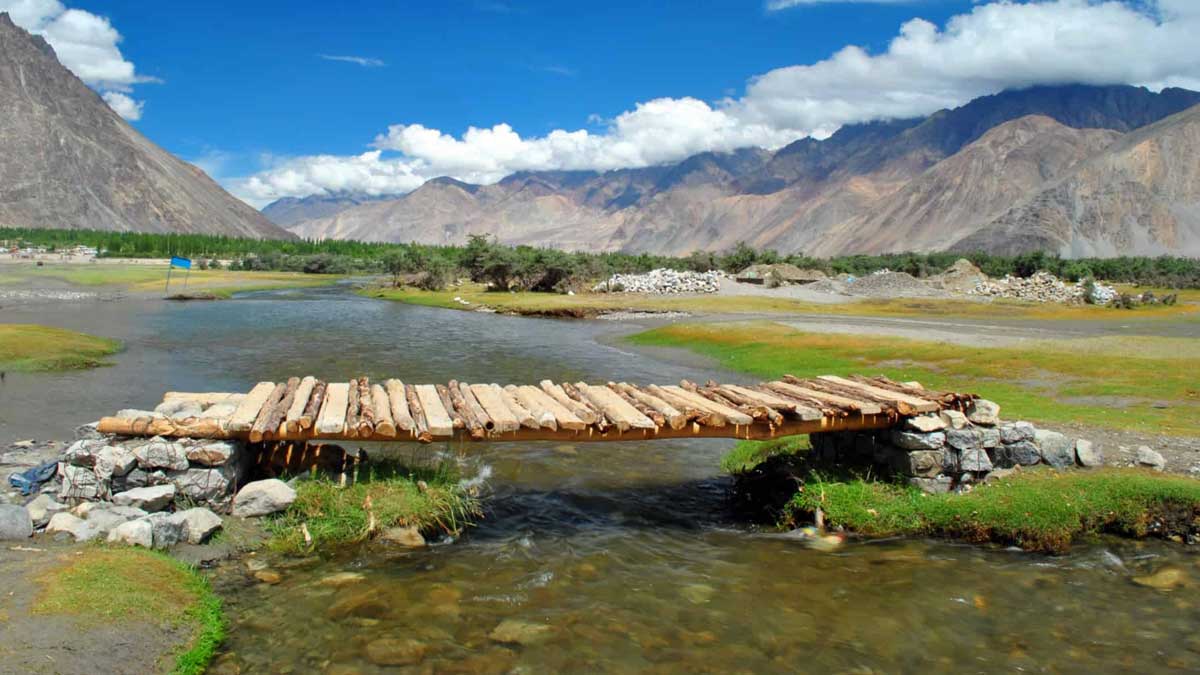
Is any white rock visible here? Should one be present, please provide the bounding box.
[1075,439,1104,468]
[107,518,154,548]
[112,484,176,512]
[184,441,237,467]
[84,505,146,537]
[904,414,947,433]
[60,464,100,501]
[94,445,138,480]
[145,512,184,548]
[172,507,222,544]
[46,512,97,541]
[0,504,33,540]
[938,409,969,430]
[24,493,65,528]
[132,438,189,471]
[1136,446,1166,471]
[232,479,296,517]
[966,399,1000,426]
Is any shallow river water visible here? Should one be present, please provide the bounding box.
[4,287,1199,673]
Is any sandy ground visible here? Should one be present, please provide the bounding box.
[716,278,854,304]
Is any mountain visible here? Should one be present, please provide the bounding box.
[287,84,1200,256]
[0,13,292,239]
[955,104,1200,256]
[262,191,403,227]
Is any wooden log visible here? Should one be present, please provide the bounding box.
[561,382,609,431]
[710,385,783,425]
[576,383,656,431]
[405,384,433,443]
[771,379,881,415]
[370,383,397,437]
[792,377,899,412]
[496,385,539,429]
[755,383,842,417]
[661,385,754,426]
[356,377,375,437]
[469,384,521,433]
[539,380,598,425]
[285,376,317,433]
[316,382,350,435]
[608,383,665,428]
[415,384,455,437]
[251,378,297,441]
[435,384,465,429]
[515,385,585,431]
[98,416,230,439]
[857,375,967,406]
[615,383,686,430]
[645,385,711,426]
[448,380,487,439]
[455,381,494,435]
[300,380,327,430]
[506,385,557,430]
[817,375,939,414]
[228,382,278,432]
[385,379,415,435]
[345,379,361,438]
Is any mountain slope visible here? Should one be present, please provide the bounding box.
[0,13,291,239]
[262,192,402,228]
[956,104,1200,256]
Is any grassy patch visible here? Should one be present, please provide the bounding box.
[33,548,225,674]
[0,263,340,296]
[267,459,481,554]
[788,467,1200,553]
[629,322,1200,436]
[365,282,1199,321]
[722,437,810,474]
[0,323,121,371]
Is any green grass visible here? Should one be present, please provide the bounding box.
[629,322,1200,436]
[788,467,1200,553]
[0,263,341,296]
[722,437,811,474]
[33,548,225,675]
[0,323,122,371]
[267,458,481,554]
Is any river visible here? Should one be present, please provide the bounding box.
[3,286,1198,673]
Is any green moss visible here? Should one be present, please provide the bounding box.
[786,467,1200,553]
[267,459,481,554]
[0,323,122,371]
[32,547,225,674]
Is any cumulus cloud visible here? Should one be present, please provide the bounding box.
[1,0,154,119]
[320,54,385,68]
[234,0,1200,204]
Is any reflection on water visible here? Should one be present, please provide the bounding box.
[5,287,1198,673]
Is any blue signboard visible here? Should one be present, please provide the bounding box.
[170,256,192,270]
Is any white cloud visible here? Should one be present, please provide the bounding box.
[234,0,1200,204]
[100,91,142,120]
[1,0,153,119]
[320,54,385,68]
[767,0,913,9]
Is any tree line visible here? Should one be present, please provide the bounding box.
[2,227,1197,289]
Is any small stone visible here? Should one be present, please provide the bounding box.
[489,619,555,646]
[966,399,1001,426]
[60,464,100,501]
[232,479,296,517]
[112,484,176,512]
[960,448,993,472]
[319,572,366,587]
[904,414,946,433]
[132,438,189,471]
[890,430,946,451]
[946,428,981,451]
[939,410,969,430]
[1136,446,1166,471]
[995,441,1040,467]
[254,570,282,585]
[0,504,33,540]
[24,493,65,528]
[380,525,425,548]
[173,507,222,544]
[1000,421,1035,444]
[1034,430,1075,469]
[908,476,953,494]
[46,512,96,541]
[327,592,390,620]
[185,441,237,467]
[1133,567,1188,591]
[107,518,154,548]
[1075,439,1104,467]
[365,638,428,667]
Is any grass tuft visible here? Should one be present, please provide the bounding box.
[722,437,810,474]
[0,323,122,372]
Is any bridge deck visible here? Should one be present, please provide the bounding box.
[97,375,974,444]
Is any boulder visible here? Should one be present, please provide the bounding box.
[966,399,1000,426]
[489,620,555,646]
[903,414,947,433]
[132,438,189,471]
[93,445,138,480]
[83,505,146,536]
[946,428,980,451]
[170,466,236,502]
[232,479,296,517]
[1000,421,1035,444]
[890,430,946,451]
[112,484,176,512]
[185,441,237,467]
[172,507,222,544]
[24,493,65,528]
[60,464,100,501]
[1136,446,1166,471]
[938,409,969,430]
[62,439,103,467]
[381,525,426,548]
[960,448,993,473]
[145,512,184,548]
[0,504,33,539]
[1075,439,1104,468]
[365,638,429,667]
[107,518,154,548]
[978,427,1000,449]
[995,441,1041,467]
[891,449,944,478]
[908,476,953,495]
[46,512,97,541]
[1034,430,1075,469]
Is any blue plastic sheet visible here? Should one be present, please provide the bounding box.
[8,459,58,496]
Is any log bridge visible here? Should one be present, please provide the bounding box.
[97,375,975,444]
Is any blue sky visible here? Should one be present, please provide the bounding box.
[5,1,1199,205]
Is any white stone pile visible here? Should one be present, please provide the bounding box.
[593,268,725,294]
[968,272,1116,304]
